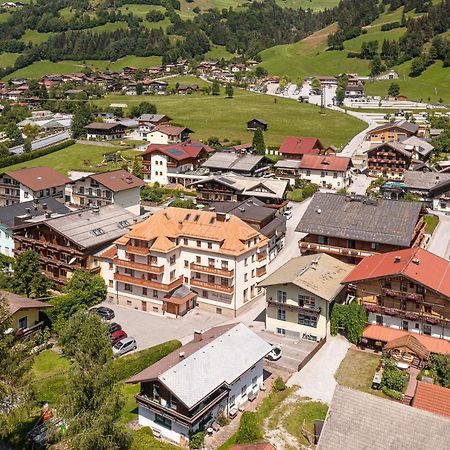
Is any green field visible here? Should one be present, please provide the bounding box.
[87,55,163,71]
[93,82,366,148]
[119,3,166,17]
[3,60,85,80]
[205,45,236,60]
[276,0,340,10]
[0,12,11,22]
[0,52,19,68]
[90,21,129,33]
[1,143,140,175]
[22,28,56,45]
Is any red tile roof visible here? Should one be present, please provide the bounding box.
[5,166,70,191]
[299,154,351,172]
[413,382,450,419]
[363,325,450,355]
[343,248,450,298]
[279,136,322,156]
[143,141,213,161]
[90,169,145,192]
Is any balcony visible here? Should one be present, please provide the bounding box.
[257,252,267,262]
[190,263,234,278]
[126,245,150,255]
[299,241,377,259]
[115,258,164,274]
[267,297,321,315]
[256,266,267,277]
[362,302,449,327]
[382,288,423,302]
[114,272,183,292]
[190,278,234,294]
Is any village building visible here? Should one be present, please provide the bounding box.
[142,141,212,185]
[366,120,419,144]
[85,122,126,140]
[272,136,324,159]
[402,136,434,162]
[342,247,450,341]
[126,323,271,446]
[0,166,70,207]
[412,382,450,419]
[201,152,271,177]
[13,204,138,287]
[190,174,289,205]
[145,80,168,94]
[365,142,413,179]
[344,83,364,98]
[145,125,193,144]
[296,193,425,263]
[99,207,269,317]
[137,114,172,140]
[260,253,354,342]
[176,84,199,95]
[247,118,268,131]
[66,169,145,214]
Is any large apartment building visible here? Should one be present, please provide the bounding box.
[100,207,269,317]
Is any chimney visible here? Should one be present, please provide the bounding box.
[179,351,185,358]
[92,206,100,214]
[412,258,420,265]
[216,212,227,222]
[394,255,401,262]
[193,330,203,342]
[43,203,48,211]
[45,212,52,219]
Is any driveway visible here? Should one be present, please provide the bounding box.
[287,335,351,404]
[427,211,450,260]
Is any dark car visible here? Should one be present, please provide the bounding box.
[91,306,115,320]
[108,322,122,334]
[110,330,128,346]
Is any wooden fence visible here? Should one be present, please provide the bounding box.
[297,336,327,372]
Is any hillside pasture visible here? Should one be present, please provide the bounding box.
[0,52,19,68]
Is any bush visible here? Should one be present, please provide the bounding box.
[235,412,263,444]
[189,430,205,449]
[330,303,367,344]
[273,376,286,392]
[381,357,408,392]
[381,21,401,31]
[0,139,75,169]
[302,183,319,198]
[381,386,403,400]
[430,354,450,387]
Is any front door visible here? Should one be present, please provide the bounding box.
[402,320,408,331]
[141,301,147,312]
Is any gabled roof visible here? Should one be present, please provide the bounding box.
[4,166,70,192]
[413,382,450,419]
[318,386,450,450]
[137,114,171,122]
[366,141,412,158]
[202,152,267,172]
[368,120,419,135]
[128,323,271,410]
[295,193,422,247]
[342,248,450,298]
[150,124,193,135]
[143,141,212,161]
[385,334,430,360]
[259,253,353,302]
[84,122,125,130]
[404,171,450,191]
[2,290,53,316]
[402,136,434,157]
[279,136,322,156]
[87,169,145,192]
[299,155,352,172]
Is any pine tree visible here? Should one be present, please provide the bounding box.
[225,83,234,98]
[252,128,266,155]
[212,80,220,96]
[131,157,143,179]
[387,83,400,97]
[71,104,93,139]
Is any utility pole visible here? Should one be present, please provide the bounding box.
[320,88,325,114]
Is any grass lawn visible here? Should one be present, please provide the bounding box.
[0,11,11,22]
[21,29,56,45]
[119,3,166,17]
[0,52,19,68]
[0,143,139,175]
[283,401,328,447]
[93,88,365,148]
[276,0,340,10]
[87,55,163,71]
[90,21,129,33]
[335,348,387,398]
[3,60,85,81]
[205,45,236,60]
[423,214,439,234]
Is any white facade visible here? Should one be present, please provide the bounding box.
[432,196,450,213]
[146,130,182,145]
[143,153,196,185]
[367,312,450,341]
[297,168,351,189]
[0,224,14,258]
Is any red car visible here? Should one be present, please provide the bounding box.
[110,330,127,346]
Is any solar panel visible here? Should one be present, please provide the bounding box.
[168,149,184,156]
[117,220,130,229]
[91,227,105,236]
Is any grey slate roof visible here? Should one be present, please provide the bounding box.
[402,136,434,157]
[295,193,422,247]
[258,253,353,301]
[369,120,419,135]
[404,171,450,191]
[40,204,138,249]
[209,198,275,222]
[202,152,267,173]
[273,159,302,169]
[0,197,70,228]
[318,386,450,450]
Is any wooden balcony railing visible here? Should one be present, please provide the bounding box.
[114,273,183,292]
[190,263,234,278]
[267,298,321,315]
[382,288,423,302]
[190,278,234,294]
[299,241,377,259]
[256,267,267,277]
[126,245,150,255]
[257,252,267,262]
[115,258,164,274]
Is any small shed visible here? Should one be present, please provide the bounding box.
[384,334,430,368]
[247,118,268,131]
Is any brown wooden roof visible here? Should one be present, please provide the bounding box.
[385,334,430,360]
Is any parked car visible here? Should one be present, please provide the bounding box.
[108,322,122,334]
[91,306,115,320]
[112,337,136,356]
[265,346,282,361]
[283,210,292,220]
[111,330,128,346]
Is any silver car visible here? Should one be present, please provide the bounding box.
[112,337,137,356]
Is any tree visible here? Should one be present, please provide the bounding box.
[136,82,144,96]
[212,80,220,96]
[370,55,383,76]
[171,198,195,209]
[252,128,266,155]
[63,270,107,307]
[254,66,267,78]
[225,83,234,98]
[0,296,35,437]
[430,354,450,388]
[131,157,143,179]
[335,87,345,105]
[23,138,32,153]
[330,302,367,344]
[71,103,93,139]
[311,78,321,93]
[4,122,23,146]
[9,250,51,298]
[387,82,400,97]
[58,311,131,450]
[129,102,157,118]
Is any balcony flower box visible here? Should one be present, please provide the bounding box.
[384,289,396,297]
[426,317,439,325]
[405,312,418,321]
[384,308,398,316]
[406,293,419,301]
[364,304,379,313]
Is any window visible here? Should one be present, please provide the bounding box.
[196,256,201,264]
[423,324,432,336]
[251,269,255,278]
[208,258,215,267]
[142,287,147,296]
[203,290,208,298]
[124,268,134,276]
[244,257,248,267]
[154,413,172,430]
[108,280,113,288]
[18,316,28,329]
[24,191,28,198]
[402,320,408,331]
[221,260,228,269]
[109,262,113,270]
[251,255,255,263]
[208,275,215,284]
[371,242,379,251]
[184,260,189,268]
[244,273,248,282]
[376,315,383,325]
[298,313,317,328]
[216,307,222,314]
[416,285,425,295]
[208,242,212,249]
[183,238,188,245]
[383,279,392,289]
[276,328,286,335]
[298,294,315,309]
[317,235,328,245]
[169,255,176,265]
[400,280,408,292]
[252,376,257,390]
[196,240,201,247]
[241,385,247,399]
[320,171,326,178]
[124,283,132,292]
[221,278,228,287]
[170,270,176,281]
[277,309,286,321]
[306,170,311,177]
[424,305,432,314]
[153,290,158,298]
[277,290,287,303]
[333,172,338,179]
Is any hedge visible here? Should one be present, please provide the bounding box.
[0,139,75,170]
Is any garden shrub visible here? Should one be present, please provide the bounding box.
[235,412,263,444]
[189,430,205,449]
[273,377,286,392]
[382,386,404,400]
[330,303,367,344]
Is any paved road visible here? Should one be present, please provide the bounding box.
[287,335,351,404]
[426,212,450,260]
[349,173,372,195]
